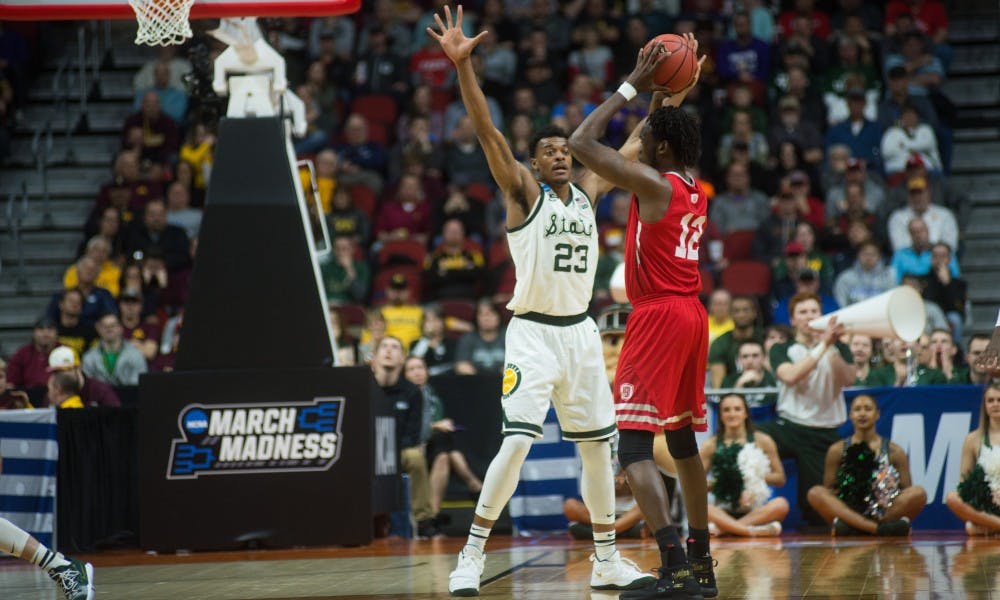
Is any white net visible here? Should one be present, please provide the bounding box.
[129,0,196,46]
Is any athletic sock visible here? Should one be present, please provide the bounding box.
[465,524,491,554]
[654,526,687,568]
[31,545,70,573]
[687,526,710,559]
[593,528,617,561]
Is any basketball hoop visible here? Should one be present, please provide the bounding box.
[128,0,196,46]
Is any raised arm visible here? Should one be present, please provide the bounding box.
[568,42,674,204]
[775,319,844,386]
[427,6,537,224]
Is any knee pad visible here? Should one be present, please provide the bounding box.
[664,426,699,460]
[617,429,655,469]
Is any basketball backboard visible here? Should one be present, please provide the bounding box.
[0,0,360,20]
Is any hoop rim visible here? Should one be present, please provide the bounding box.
[0,0,360,21]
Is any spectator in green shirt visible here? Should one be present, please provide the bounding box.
[882,336,947,386]
[850,333,895,387]
[720,340,778,408]
[321,235,370,305]
[951,334,992,385]
[709,295,763,388]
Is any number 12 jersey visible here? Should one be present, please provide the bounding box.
[624,172,706,302]
[506,183,597,317]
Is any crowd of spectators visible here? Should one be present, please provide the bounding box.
[0,0,978,410]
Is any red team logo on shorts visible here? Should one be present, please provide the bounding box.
[619,383,634,401]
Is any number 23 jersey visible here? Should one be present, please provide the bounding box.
[506,183,597,316]
[625,172,706,302]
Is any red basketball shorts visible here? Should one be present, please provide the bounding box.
[613,295,708,432]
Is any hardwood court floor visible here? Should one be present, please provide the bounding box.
[2,533,998,599]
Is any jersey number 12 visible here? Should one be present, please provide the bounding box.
[674,213,705,261]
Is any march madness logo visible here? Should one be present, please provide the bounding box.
[167,397,345,480]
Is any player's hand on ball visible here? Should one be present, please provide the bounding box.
[628,41,672,93]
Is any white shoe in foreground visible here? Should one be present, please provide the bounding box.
[449,546,485,597]
[590,550,657,590]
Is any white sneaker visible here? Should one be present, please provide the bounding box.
[590,550,656,590]
[748,521,782,537]
[449,546,485,596]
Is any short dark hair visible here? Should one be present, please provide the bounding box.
[530,125,569,156]
[737,340,765,355]
[968,333,991,352]
[648,106,701,167]
[52,370,81,396]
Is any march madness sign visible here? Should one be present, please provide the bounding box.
[167,397,345,479]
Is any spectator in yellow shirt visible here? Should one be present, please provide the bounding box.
[63,237,121,298]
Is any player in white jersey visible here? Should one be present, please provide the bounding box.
[427,7,701,596]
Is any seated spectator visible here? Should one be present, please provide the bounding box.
[850,333,895,386]
[46,256,117,327]
[922,242,966,341]
[410,33,455,111]
[133,47,191,92]
[762,324,792,373]
[309,15,356,62]
[125,198,192,272]
[927,328,963,383]
[293,83,331,156]
[424,220,484,301]
[133,61,187,124]
[886,178,958,252]
[404,355,482,517]
[445,116,493,188]
[710,162,771,235]
[824,87,883,172]
[436,187,486,243]
[884,154,964,221]
[45,370,84,409]
[778,0,831,39]
[833,241,896,307]
[777,12,830,76]
[707,289,735,347]
[358,307,387,365]
[304,150,339,216]
[320,236,369,306]
[953,334,993,385]
[6,319,59,397]
[720,84,768,138]
[64,236,121,298]
[752,189,802,267]
[327,188,371,245]
[454,300,506,375]
[902,274,951,334]
[353,27,410,104]
[54,289,95,358]
[701,393,787,537]
[375,173,432,246]
[821,143,851,195]
[768,96,824,168]
[771,268,840,327]
[877,65,940,135]
[410,304,457,376]
[771,142,822,198]
[773,241,823,301]
[945,383,1000,535]
[883,335,947,385]
[81,313,148,387]
[716,11,772,84]
[371,336,436,537]
[727,139,772,197]
[381,274,424,349]
[390,116,445,184]
[772,65,827,132]
[80,205,126,263]
[831,219,878,275]
[335,113,389,195]
[475,25,517,101]
[90,150,162,225]
[151,311,182,373]
[178,122,215,202]
[566,24,613,89]
[0,358,32,409]
[826,157,886,219]
[881,107,942,181]
[719,110,770,169]
[883,32,944,98]
[807,394,927,535]
[777,223,835,293]
[123,92,180,166]
[890,217,959,282]
[165,181,202,240]
[118,290,159,362]
[784,172,826,233]
[708,295,762,388]
[721,341,779,409]
[47,345,121,407]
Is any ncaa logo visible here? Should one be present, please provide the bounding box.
[620,383,634,401]
[183,408,209,435]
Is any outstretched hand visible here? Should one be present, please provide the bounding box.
[425,5,487,64]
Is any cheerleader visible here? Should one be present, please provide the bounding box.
[807,394,927,536]
[945,382,1000,535]
[701,394,789,536]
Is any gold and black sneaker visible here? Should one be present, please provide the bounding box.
[619,563,704,599]
[690,555,718,598]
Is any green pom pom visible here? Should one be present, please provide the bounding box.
[958,464,1000,516]
[835,441,876,513]
[711,442,743,509]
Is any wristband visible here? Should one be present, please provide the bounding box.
[809,343,828,360]
[617,82,638,102]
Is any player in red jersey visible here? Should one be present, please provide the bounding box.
[570,42,714,600]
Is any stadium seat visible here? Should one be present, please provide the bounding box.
[720,260,772,297]
[488,238,511,268]
[465,182,494,205]
[336,303,366,337]
[439,298,476,324]
[723,230,757,261]
[699,268,715,297]
[350,94,398,127]
[377,239,427,267]
[349,184,377,219]
[367,121,390,146]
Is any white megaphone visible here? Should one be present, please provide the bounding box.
[808,286,926,342]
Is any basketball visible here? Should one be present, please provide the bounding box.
[642,34,698,93]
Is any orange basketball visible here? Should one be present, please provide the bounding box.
[642,34,697,93]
